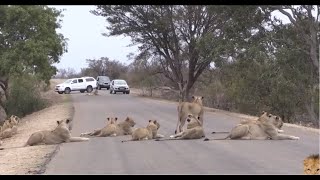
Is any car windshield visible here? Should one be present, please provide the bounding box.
[64,79,72,84]
[99,76,110,81]
[114,80,127,85]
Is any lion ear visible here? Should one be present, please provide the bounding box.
[153,120,157,124]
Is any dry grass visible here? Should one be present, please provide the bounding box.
[0,79,73,175]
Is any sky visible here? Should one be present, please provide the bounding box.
[50,5,139,72]
[49,5,296,73]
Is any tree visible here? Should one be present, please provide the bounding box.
[269,5,319,124]
[91,5,269,101]
[0,5,67,121]
[271,5,319,71]
[84,57,128,80]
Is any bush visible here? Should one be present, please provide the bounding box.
[5,75,48,118]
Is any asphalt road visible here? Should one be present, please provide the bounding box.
[44,90,319,174]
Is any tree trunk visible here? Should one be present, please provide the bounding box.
[309,25,319,71]
[305,85,319,125]
[178,81,187,102]
[0,76,9,123]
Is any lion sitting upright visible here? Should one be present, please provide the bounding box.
[175,96,204,134]
[156,114,205,141]
[0,115,20,140]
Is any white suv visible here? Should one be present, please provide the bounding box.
[109,79,130,94]
[55,77,97,94]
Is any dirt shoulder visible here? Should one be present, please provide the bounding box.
[130,88,319,134]
[0,79,74,175]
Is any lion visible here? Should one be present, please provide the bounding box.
[304,154,319,175]
[175,96,204,134]
[121,120,160,142]
[115,116,136,136]
[0,126,18,139]
[156,114,205,141]
[80,117,118,137]
[204,112,299,141]
[0,119,89,150]
[86,88,99,96]
[80,116,136,137]
[238,111,284,133]
[0,115,20,140]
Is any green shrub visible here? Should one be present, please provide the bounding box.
[5,75,48,117]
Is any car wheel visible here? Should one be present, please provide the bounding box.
[86,86,93,93]
[64,88,71,94]
[58,91,63,94]
[80,90,85,93]
[123,92,125,94]
[127,91,130,94]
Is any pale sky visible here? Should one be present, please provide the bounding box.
[50,5,299,73]
[50,5,139,72]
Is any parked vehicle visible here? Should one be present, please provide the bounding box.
[96,76,111,90]
[55,77,97,94]
[109,79,130,94]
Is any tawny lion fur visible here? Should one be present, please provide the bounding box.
[121,120,160,142]
[0,119,89,150]
[239,111,284,133]
[157,114,205,141]
[0,115,20,140]
[175,96,204,134]
[204,112,299,141]
[304,154,319,175]
[80,116,136,137]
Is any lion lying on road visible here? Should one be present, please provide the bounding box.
[80,116,136,137]
[121,120,161,142]
[204,112,299,141]
[0,119,89,150]
[238,111,284,133]
[156,114,205,141]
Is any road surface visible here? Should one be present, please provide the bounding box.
[44,90,319,174]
